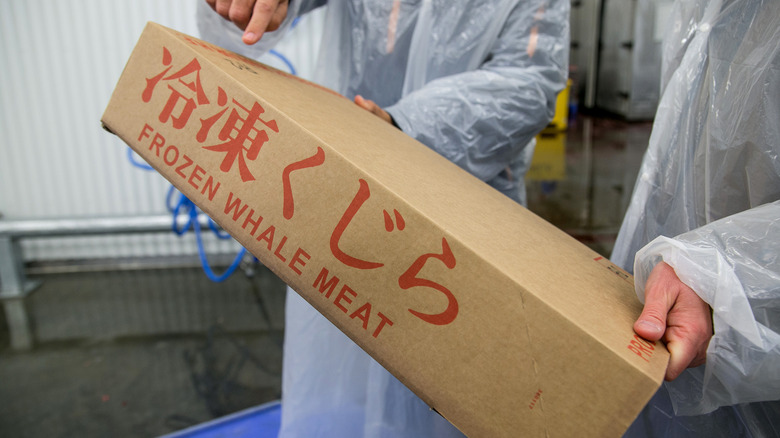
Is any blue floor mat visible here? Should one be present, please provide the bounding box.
[160,400,281,438]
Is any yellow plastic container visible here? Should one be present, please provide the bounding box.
[545,79,571,132]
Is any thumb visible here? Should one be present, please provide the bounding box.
[354,95,364,104]
[634,309,666,341]
[354,95,393,125]
[354,95,373,111]
[634,280,674,341]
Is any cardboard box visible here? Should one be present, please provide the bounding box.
[102,23,668,437]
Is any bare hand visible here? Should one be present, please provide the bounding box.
[206,0,289,45]
[634,262,713,381]
[354,95,394,126]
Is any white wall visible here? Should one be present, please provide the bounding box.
[0,1,322,261]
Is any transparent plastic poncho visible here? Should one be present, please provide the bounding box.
[612,0,780,436]
[198,0,569,436]
[197,0,568,205]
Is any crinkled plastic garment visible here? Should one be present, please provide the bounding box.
[198,0,569,437]
[611,0,780,436]
[198,0,569,205]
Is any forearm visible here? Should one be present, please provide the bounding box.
[386,69,556,181]
[385,0,568,182]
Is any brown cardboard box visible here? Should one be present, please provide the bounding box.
[102,23,668,437]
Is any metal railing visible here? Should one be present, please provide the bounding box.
[0,214,215,350]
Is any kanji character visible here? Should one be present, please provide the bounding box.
[203,99,279,182]
[142,47,209,130]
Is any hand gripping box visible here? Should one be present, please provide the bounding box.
[102,23,668,437]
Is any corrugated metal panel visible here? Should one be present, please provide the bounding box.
[0,1,323,262]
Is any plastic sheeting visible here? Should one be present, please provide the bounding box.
[612,0,780,436]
